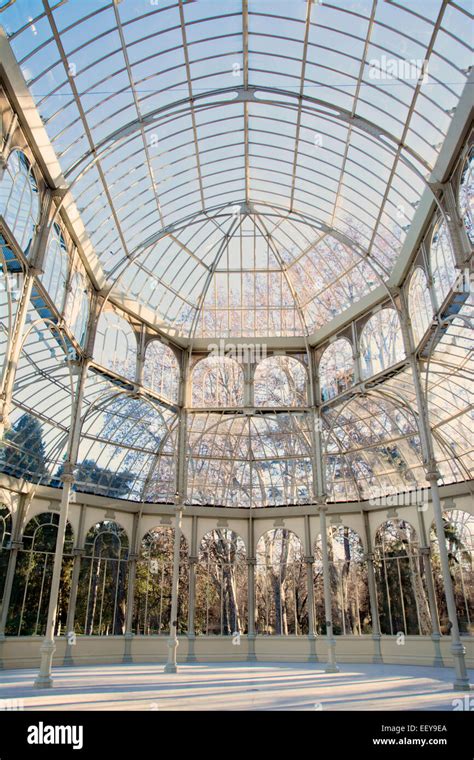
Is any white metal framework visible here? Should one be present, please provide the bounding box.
[0,0,472,691]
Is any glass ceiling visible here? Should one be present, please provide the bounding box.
[1,0,472,338]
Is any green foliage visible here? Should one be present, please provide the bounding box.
[56,459,134,499]
[6,515,74,636]
[0,413,48,483]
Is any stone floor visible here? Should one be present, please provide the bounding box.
[0,662,472,711]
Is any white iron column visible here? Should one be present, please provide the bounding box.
[34,466,74,687]
[63,503,86,666]
[246,512,256,661]
[0,270,36,439]
[416,506,443,666]
[123,512,140,663]
[398,290,470,690]
[319,503,339,673]
[0,491,30,648]
[187,514,197,662]
[164,346,188,672]
[311,359,338,674]
[304,513,317,661]
[34,357,89,688]
[426,464,470,689]
[0,189,54,439]
[164,502,184,673]
[362,510,383,664]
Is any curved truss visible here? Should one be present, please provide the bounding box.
[1,0,471,337]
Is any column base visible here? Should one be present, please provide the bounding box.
[372,634,383,664]
[325,636,339,673]
[123,632,134,664]
[164,636,179,672]
[452,681,471,692]
[34,639,56,689]
[186,634,197,662]
[431,634,443,668]
[308,634,318,662]
[247,633,257,662]
[451,640,471,691]
[34,675,54,689]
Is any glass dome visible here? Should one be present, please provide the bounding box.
[0,0,473,701]
[0,0,471,338]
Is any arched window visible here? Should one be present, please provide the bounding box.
[133,527,188,635]
[255,529,308,635]
[6,512,73,636]
[0,150,39,254]
[254,356,307,406]
[76,392,175,502]
[319,339,354,401]
[430,509,473,634]
[75,521,129,636]
[459,146,473,244]
[313,526,370,635]
[0,504,12,604]
[195,529,247,635]
[192,356,243,407]
[408,267,433,346]
[374,520,431,636]
[430,220,456,308]
[143,341,180,403]
[94,311,137,381]
[40,223,69,312]
[64,269,90,346]
[360,309,404,379]
[187,413,313,508]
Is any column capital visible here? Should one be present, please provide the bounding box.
[127,552,139,562]
[304,555,314,564]
[60,463,75,484]
[72,547,85,558]
[9,540,23,551]
[315,493,328,510]
[28,265,43,277]
[246,557,257,566]
[424,460,441,483]
[188,555,199,565]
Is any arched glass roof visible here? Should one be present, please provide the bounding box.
[1,0,471,338]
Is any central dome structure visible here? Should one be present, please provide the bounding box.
[115,209,383,338]
[0,0,472,706]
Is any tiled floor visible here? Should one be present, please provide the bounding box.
[0,662,472,711]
